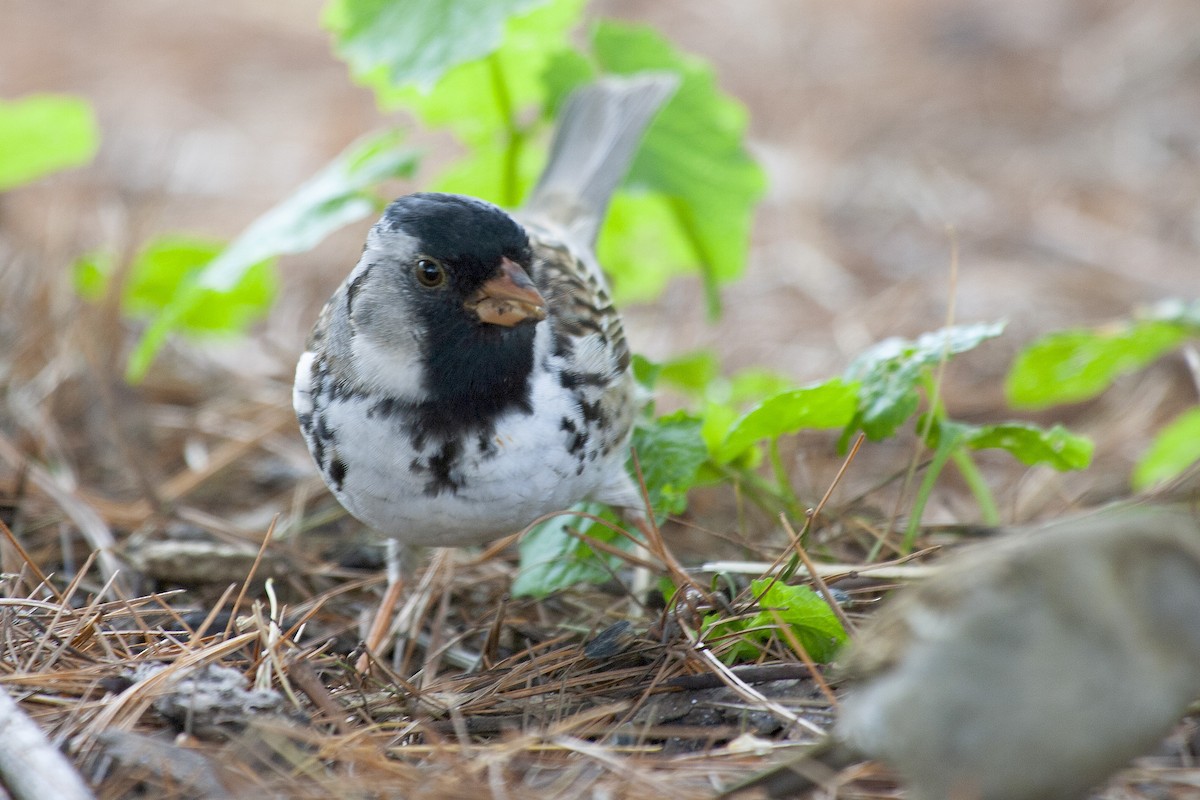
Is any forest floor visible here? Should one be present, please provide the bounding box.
[3,1,1200,797]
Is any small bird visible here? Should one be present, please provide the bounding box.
[725,504,1200,800]
[293,76,678,645]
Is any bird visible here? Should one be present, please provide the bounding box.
[723,503,1200,800]
[292,75,679,660]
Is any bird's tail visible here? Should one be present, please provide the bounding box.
[524,73,679,246]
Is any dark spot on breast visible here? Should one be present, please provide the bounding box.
[423,439,462,496]
[553,337,575,360]
[561,370,607,389]
[308,413,338,469]
[369,397,406,419]
[560,415,588,456]
[329,458,347,490]
[478,431,497,457]
[567,430,588,456]
[580,398,603,425]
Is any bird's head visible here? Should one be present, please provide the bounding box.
[339,193,547,408]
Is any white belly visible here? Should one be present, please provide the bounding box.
[304,363,632,546]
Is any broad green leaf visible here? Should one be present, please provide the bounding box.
[127,130,418,380]
[752,580,847,663]
[631,353,662,391]
[540,48,595,118]
[592,22,766,316]
[598,191,696,305]
[716,379,859,464]
[325,0,551,91]
[700,399,741,456]
[513,505,627,597]
[126,237,276,334]
[72,250,112,300]
[429,140,526,205]
[726,369,796,406]
[354,0,582,122]
[705,579,847,664]
[76,238,276,337]
[0,94,99,191]
[961,421,1093,471]
[1133,406,1200,490]
[632,411,708,517]
[515,412,707,596]
[658,350,721,394]
[390,0,586,205]
[1006,321,1187,409]
[846,321,1007,440]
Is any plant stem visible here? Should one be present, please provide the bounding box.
[916,373,1000,526]
[716,463,786,517]
[487,53,522,206]
[952,448,1000,525]
[902,428,958,553]
[768,438,804,521]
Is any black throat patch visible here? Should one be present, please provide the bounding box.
[366,319,539,497]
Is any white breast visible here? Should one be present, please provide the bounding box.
[307,364,631,547]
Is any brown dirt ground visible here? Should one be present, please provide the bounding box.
[2,1,1200,798]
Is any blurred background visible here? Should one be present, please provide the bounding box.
[3,0,1199,539]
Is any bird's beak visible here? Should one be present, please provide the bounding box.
[465,257,548,327]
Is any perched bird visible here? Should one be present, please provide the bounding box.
[725,504,1200,800]
[293,76,678,647]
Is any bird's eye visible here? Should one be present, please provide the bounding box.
[414,258,446,288]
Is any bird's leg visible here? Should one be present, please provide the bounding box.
[356,537,411,672]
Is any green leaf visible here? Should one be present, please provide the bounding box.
[429,140,522,204]
[631,353,662,391]
[716,379,859,464]
[632,411,708,517]
[0,94,99,191]
[591,22,765,316]
[959,421,1093,471]
[126,130,418,380]
[73,238,276,337]
[700,399,741,456]
[513,505,626,598]
[72,250,112,300]
[726,369,797,406]
[514,411,707,596]
[125,236,276,335]
[325,0,551,91]
[540,48,595,118]
[387,0,586,205]
[351,0,582,121]
[1133,406,1200,490]
[597,191,697,305]
[658,350,721,394]
[753,580,847,663]
[705,579,847,664]
[846,321,1006,440]
[1006,320,1187,409]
